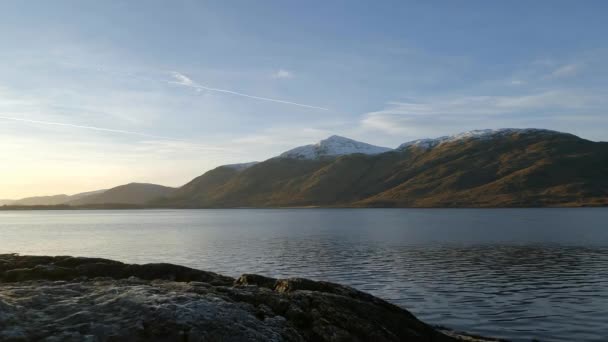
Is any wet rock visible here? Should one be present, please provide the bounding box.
[0,254,499,341]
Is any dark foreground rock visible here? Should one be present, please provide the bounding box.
[0,254,501,341]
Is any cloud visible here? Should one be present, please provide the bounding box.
[272,69,293,79]
[0,115,164,137]
[169,72,328,111]
[360,90,606,139]
[550,63,581,78]
[171,72,195,86]
[0,114,231,152]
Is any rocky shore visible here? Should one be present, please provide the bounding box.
[0,254,501,341]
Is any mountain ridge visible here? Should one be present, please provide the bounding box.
[397,128,567,150]
[4,128,607,208]
[159,128,608,208]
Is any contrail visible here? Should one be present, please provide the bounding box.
[169,72,330,111]
[0,115,168,138]
[0,115,230,151]
[60,64,330,111]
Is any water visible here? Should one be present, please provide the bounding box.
[1,208,607,341]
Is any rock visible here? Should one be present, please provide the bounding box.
[0,254,500,341]
[235,274,278,289]
[0,254,233,285]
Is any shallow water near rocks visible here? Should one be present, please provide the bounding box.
[1,208,607,342]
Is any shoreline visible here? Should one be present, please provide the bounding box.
[0,254,503,341]
[1,203,607,211]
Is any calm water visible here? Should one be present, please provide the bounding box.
[1,208,607,341]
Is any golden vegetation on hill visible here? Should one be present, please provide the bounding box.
[159,131,608,208]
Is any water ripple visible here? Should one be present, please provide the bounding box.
[1,208,608,341]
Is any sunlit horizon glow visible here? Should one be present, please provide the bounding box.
[1,1,607,198]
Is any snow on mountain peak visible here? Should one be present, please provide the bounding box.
[277,128,564,160]
[279,135,392,159]
[222,162,259,171]
[398,128,560,150]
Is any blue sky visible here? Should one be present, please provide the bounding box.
[1,1,607,197]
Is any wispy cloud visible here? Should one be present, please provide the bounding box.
[171,72,195,86]
[360,90,607,139]
[550,63,581,78]
[271,69,293,79]
[0,115,172,139]
[169,72,328,111]
[0,115,231,152]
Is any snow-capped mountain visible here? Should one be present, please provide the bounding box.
[163,127,605,208]
[279,135,392,160]
[398,128,560,150]
[278,129,561,159]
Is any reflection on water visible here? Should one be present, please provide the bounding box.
[1,208,607,341]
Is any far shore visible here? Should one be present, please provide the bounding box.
[1,203,607,211]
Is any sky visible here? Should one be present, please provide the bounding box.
[1,1,607,198]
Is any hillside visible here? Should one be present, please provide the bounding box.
[69,183,175,206]
[361,130,608,207]
[161,129,608,208]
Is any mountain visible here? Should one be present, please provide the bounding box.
[69,183,175,206]
[159,158,331,207]
[0,200,15,206]
[160,129,608,208]
[279,135,392,159]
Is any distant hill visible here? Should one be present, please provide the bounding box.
[9,189,106,206]
[12,194,70,206]
[5,184,174,208]
[69,183,175,206]
[159,129,608,208]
